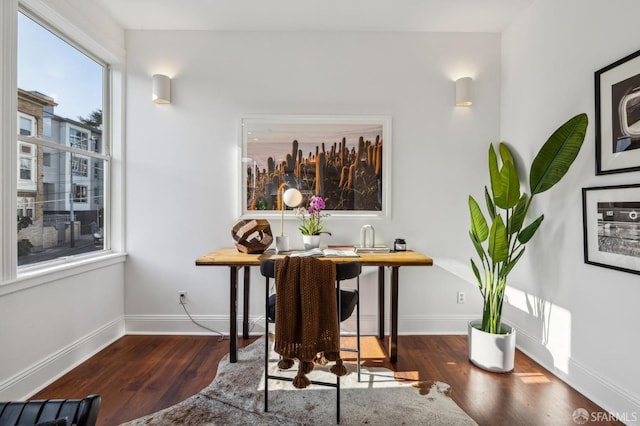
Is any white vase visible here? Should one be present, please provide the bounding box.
[468,320,516,373]
[275,235,289,253]
[302,235,321,250]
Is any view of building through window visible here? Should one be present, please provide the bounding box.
[17,12,107,266]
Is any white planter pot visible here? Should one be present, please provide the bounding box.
[302,235,321,250]
[468,320,516,373]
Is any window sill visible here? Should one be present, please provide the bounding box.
[0,251,128,296]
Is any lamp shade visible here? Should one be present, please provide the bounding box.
[152,74,171,104]
[455,77,473,106]
[283,188,302,208]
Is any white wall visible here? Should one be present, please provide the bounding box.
[124,31,500,335]
[0,262,125,400]
[501,0,640,420]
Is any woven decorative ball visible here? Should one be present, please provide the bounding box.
[231,219,273,254]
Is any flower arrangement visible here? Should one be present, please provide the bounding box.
[296,195,330,236]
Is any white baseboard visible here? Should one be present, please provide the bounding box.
[125,314,232,335]
[124,314,475,336]
[0,316,125,400]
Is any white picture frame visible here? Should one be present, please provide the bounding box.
[239,115,392,219]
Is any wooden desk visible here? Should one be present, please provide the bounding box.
[195,248,433,363]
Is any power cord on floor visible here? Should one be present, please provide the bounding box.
[179,299,225,342]
[249,315,265,333]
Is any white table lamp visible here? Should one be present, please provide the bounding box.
[276,187,302,253]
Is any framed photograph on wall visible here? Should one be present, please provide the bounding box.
[595,48,640,174]
[239,115,391,218]
[582,184,640,275]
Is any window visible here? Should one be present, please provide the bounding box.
[43,116,52,139]
[17,142,36,189]
[71,156,88,177]
[19,157,31,180]
[17,197,35,219]
[73,185,88,203]
[69,127,89,150]
[18,113,35,136]
[16,11,108,267]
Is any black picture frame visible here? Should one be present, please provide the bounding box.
[595,48,640,175]
[582,184,640,275]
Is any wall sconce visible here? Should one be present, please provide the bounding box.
[152,74,171,104]
[455,77,473,107]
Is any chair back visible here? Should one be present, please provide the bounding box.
[0,394,101,426]
[260,259,361,280]
[261,259,360,323]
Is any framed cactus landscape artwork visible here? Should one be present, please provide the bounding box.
[240,115,391,218]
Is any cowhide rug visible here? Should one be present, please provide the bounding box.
[122,337,477,425]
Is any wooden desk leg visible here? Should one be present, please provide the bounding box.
[242,266,250,339]
[378,266,385,340]
[229,266,238,363]
[390,266,399,363]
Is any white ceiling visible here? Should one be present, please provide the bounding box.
[94,0,536,32]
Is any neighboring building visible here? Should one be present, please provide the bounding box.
[17,89,57,251]
[17,89,103,254]
[42,111,103,237]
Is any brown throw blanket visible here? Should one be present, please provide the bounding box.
[274,256,347,388]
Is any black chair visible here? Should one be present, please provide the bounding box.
[260,259,361,424]
[0,394,101,426]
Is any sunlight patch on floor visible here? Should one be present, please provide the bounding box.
[514,372,551,384]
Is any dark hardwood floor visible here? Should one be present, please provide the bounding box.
[31,335,621,426]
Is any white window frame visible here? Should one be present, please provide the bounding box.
[0,0,126,289]
[71,155,89,177]
[17,140,36,190]
[17,113,37,191]
[18,112,35,136]
[17,196,34,219]
[69,126,89,150]
[72,184,88,203]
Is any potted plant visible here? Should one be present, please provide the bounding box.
[296,195,330,249]
[467,113,588,372]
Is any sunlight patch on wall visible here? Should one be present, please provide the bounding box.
[505,286,572,374]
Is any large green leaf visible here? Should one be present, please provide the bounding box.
[470,258,483,290]
[469,231,486,261]
[469,196,489,242]
[484,186,496,220]
[488,144,502,201]
[488,215,508,263]
[509,194,529,235]
[501,247,525,277]
[529,113,588,195]
[496,157,521,209]
[518,214,544,244]
[498,143,515,163]
[499,144,521,208]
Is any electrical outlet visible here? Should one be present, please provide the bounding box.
[178,291,187,304]
[457,291,466,304]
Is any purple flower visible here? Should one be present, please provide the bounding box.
[308,195,325,214]
[296,195,329,235]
